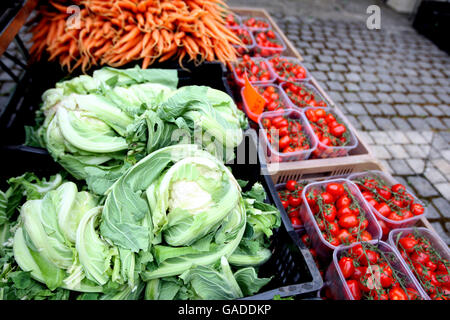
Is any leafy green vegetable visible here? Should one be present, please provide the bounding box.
[33,66,246,195]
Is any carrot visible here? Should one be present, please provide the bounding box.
[31,0,243,72]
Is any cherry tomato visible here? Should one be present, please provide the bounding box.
[346,280,362,300]
[339,257,355,279]
[326,183,345,199]
[286,180,298,191]
[389,287,408,300]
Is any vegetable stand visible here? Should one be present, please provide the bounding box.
[0,1,447,302]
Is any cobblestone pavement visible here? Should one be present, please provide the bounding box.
[264,5,450,244]
[1,1,449,243]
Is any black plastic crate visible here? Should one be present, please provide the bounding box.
[0,60,234,147]
[0,129,323,300]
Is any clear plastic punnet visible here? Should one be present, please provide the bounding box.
[348,170,427,239]
[242,16,272,31]
[279,81,328,109]
[230,57,276,87]
[388,227,450,300]
[252,30,286,57]
[304,107,359,159]
[229,25,256,56]
[299,178,382,261]
[267,56,312,83]
[325,240,429,300]
[258,109,318,163]
[241,83,292,122]
[225,13,243,28]
[275,183,306,232]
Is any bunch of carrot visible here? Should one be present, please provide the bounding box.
[29,0,242,73]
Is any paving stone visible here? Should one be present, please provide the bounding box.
[430,222,450,245]
[316,63,331,72]
[391,93,410,103]
[344,102,366,115]
[345,115,362,130]
[358,116,377,130]
[358,131,374,145]
[389,159,414,175]
[342,92,362,102]
[422,93,441,104]
[369,131,391,145]
[387,130,409,144]
[405,144,431,159]
[359,82,377,92]
[392,117,412,130]
[331,64,347,72]
[392,83,407,93]
[372,118,392,131]
[424,105,444,117]
[386,144,409,159]
[394,104,414,116]
[311,71,328,81]
[407,176,440,197]
[358,92,378,103]
[426,203,442,219]
[406,159,425,174]
[378,104,397,116]
[328,91,344,103]
[431,159,450,178]
[344,83,359,91]
[327,72,345,82]
[379,160,393,174]
[435,183,450,201]
[376,92,394,104]
[370,145,391,160]
[437,93,450,104]
[327,81,345,91]
[360,73,379,83]
[319,55,333,63]
[364,104,383,116]
[345,73,361,82]
[404,131,428,145]
[376,83,392,92]
[409,104,429,117]
[424,166,447,184]
[437,104,450,115]
[407,94,426,104]
[426,117,446,130]
[407,117,431,130]
[431,198,450,218]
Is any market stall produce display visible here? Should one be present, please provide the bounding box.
[29,0,242,72]
[0,145,281,299]
[326,241,427,300]
[29,66,246,194]
[0,2,447,302]
[389,228,450,300]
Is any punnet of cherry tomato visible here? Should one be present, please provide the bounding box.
[232,54,275,86]
[241,84,291,122]
[268,55,310,82]
[277,180,308,229]
[348,171,426,238]
[229,26,255,56]
[225,13,242,28]
[280,82,327,108]
[299,180,382,259]
[304,107,358,159]
[243,16,271,31]
[390,228,450,300]
[328,241,426,300]
[259,110,316,162]
[301,233,328,281]
[253,30,286,57]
